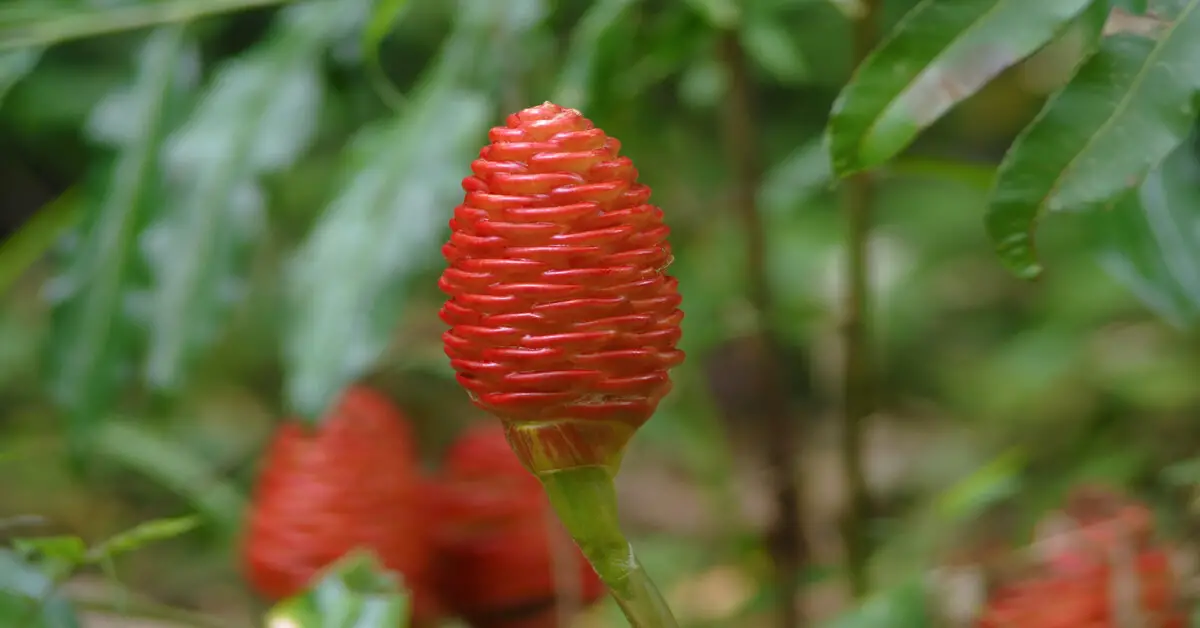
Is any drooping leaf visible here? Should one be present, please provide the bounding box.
[361,0,411,108]
[143,1,356,391]
[11,537,88,571]
[552,0,638,110]
[1081,139,1200,327]
[0,550,80,628]
[283,0,535,421]
[986,1,1200,279]
[46,27,190,452]
[824,578,930,628]
[283,88,490,421]
[828,0,1104,176]
[267,551,409,628]
[740,7,809,84]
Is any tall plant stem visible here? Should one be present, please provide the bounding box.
[841,0,882,600]
[539,466,679,628]
[719,30,807,628]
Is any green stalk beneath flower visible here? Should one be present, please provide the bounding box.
[538,465,679,628]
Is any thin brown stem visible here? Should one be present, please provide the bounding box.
[719,30,807,628]
[840,0,882,600]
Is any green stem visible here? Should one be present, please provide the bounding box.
[539,466,680,628]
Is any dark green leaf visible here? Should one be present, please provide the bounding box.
[0,189,81,297]
[0,550,80,628]
[1081,140,1200,327]
[986,2,1200,279]
[267,551,409,628]
[828,0,1103,176]
[143,2,352,391]
[87,515,199,562]
[46,28,189,450]
[552,0,638,110]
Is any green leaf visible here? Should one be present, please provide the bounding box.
[0,0,295,51]
[87,515,199,562]
[0,550,80,628]
[552,0,638,110]
[1081,140,1200,327]
[11,537,88,570]
[267,551,409,628]
[143,2,348,391]
[282,2,501,420]
[823,578,929,628]
[0,48,40,106]
[283,87,490,420]
[684,0,741,28]
[0,189,81,297]
[91,420,246,534]
[46,28,189,452]
[361,0,412,108]
[934,448,1025,520]
[986,2,1200,279]
[740,10,809,84]
[828,0,1103,176]
[759,137,833,218]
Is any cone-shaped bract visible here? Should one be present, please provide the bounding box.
[242,386,440,624]
[439,102,684,473]
[430,423,606,627]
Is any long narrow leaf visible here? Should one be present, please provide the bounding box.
[985,0,1200,278]
[552,0,639,110]
[283,86,490,420]
[143,1,357,391]
[46,28,189,450]
[828,0,1104,176]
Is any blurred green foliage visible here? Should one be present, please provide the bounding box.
[2,0,1200,626]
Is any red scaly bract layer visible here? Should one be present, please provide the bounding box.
[242,386,439,624]
[430,423,605,627]
[439,102,684,435]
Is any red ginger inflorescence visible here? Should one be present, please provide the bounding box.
[976,486,1185,628]
[242,386,441,625]
[430,422,606,628]
[439,102,684,473]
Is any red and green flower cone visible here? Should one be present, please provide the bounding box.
[440,102,684,627]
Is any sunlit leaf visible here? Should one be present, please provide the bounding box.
[266,551,409,628]
[828,0,1104,176]
[1081,140,1200,327]
[0,550,80,628]
[143,1,354,391]
[11,537,87,570]
[88,515,200,562]
[46,27,190,452]
[684,0,740,28]
[985,1,1200,279]
[552,0,638,110]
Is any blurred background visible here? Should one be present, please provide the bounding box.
[2,0,1199,626]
